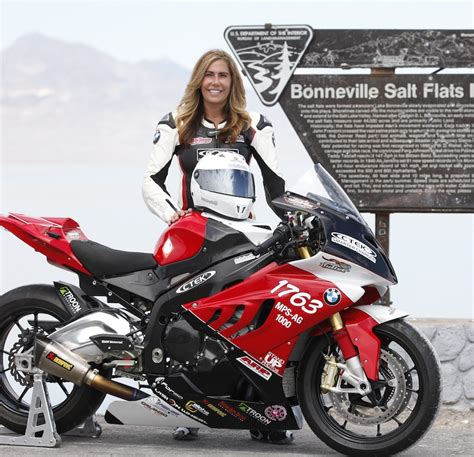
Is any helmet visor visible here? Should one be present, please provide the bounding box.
[194,169,255,199]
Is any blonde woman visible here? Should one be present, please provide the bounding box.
[143,49,285,225]
[142,50,292,444]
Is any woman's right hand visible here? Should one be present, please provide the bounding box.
[169,209,191,225]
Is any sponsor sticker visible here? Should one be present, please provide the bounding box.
[154,377,184,400]
[185,401,210,416]
[191,137,213,146]
[234,253,258,265]
[167,398,207,425]
[261,351,285,373]
[323,288,342,306]
[264,405,287,422]
[319,256,351,273]
[202,399,227,417]
[238,402,271,426]
[331,232,377,263]
[59,286,82,314]
[46,351,74,371]
[176,271,216,294]
[237,356,272,380]
[141,397,179,418]
[218,400,247,422]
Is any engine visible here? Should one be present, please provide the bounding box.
[163,316,227,372]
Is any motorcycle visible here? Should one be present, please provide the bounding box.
[0,164,441,455]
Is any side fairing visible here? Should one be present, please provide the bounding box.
[182,262,362,373]
[289,251,393,301]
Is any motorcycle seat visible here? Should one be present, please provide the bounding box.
[70,240,157,278]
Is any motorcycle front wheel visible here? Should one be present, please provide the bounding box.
[298,319,441,456]
[0,284,108,434]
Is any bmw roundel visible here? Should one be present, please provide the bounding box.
[324,288,342,306]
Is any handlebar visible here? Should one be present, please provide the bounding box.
[253,224,291,256]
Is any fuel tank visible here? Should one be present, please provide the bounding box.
[153,212,268,277]
[154,212,208,266]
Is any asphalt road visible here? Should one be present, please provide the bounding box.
[0,409,472,456]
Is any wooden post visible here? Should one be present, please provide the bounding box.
[370,68,395,307]
[375,212,391,306]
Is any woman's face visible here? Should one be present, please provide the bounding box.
[200,59,232,111]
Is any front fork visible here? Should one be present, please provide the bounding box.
[297,246,373,396]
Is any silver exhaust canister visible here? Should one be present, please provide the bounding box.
[34,335,148,401]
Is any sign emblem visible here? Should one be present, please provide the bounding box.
[225,25,313,106]
[323,288,342,306]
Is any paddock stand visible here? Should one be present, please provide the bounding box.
[0,372,101,448]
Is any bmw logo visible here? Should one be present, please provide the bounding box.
[324,288,341,306]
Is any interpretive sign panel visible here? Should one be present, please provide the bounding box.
[280,74,473,212]
[226,27,474,212]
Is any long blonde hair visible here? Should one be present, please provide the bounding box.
[175,49,251,145]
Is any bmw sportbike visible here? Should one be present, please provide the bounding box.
[0,164,440,455]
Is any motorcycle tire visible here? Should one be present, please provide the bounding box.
[0,284,108,434]
[297,319,441,456]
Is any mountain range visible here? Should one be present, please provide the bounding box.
[1,33,190,163]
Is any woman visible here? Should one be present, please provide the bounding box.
[142,49,292,444]
[142,49,285,224]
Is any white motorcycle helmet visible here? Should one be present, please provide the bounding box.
[191,151,256,220]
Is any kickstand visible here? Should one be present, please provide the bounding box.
[64,415,102,438]
[0,373,61,448]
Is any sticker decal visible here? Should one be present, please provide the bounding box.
[323,288,342,306]
[141,397,179,418]
[185,401,210,416]
[319,256,352,273]
[202,399,227,417]
[264,405,287,422]
[154,377,184,400]
[331,232,377,263]
[261,351,285,373]
[237,356,272,380]
[191,137,213,146]
[234,253,258,264]
[46,351,74,371]
[238,403,271,426]
[218,400,247,422]
[58,286,82,314]
[176,271,216,294]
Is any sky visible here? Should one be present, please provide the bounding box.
[1,0,473,318]
[2,0,473,68]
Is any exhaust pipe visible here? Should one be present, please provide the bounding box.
[35,335,148,401]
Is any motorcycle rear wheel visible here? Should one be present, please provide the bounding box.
[297,319,441,456]
[0,284,108,434]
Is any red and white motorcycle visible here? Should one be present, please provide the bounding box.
[0,163,440,455]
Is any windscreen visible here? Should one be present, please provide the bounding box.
[194,169,255,198]
[289,164,367,224]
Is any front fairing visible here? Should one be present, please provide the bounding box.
[273,166,397,285]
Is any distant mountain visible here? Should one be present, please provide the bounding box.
[1,33,294,165]
[1,33,189,163]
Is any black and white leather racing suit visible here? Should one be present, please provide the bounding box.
[142,112,285,223]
